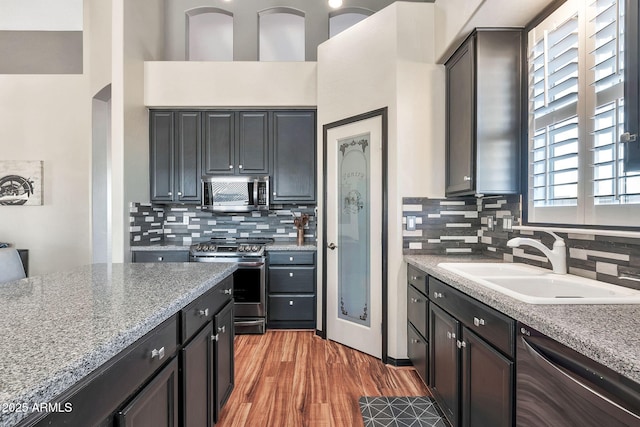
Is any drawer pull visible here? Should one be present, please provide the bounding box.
[456,340,467,349]
[433,292,443,299]
[218,325,226,334]
[289,257,294,262]
[211,334,219,342]
[157,256,163,261]
[223,288,233,295]
[411,275,421,281]
[198,308,209,317]
[473,317,486,327]
[410,297,422,303]
[289,300,294,306]
[446,331,456,340]
[289,272,294,277]
[151,347,165,360]
[411,338,420,344]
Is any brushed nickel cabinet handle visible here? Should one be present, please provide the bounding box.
[151,347,165,360]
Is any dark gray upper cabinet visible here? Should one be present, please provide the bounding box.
[150,111,174,202]
[175,112,202,202]
[150,110,201,204]
[202,111,235,175]
[445,29,522,196]
[271,111,316,203]
[238,111,269,175]
[202,111,269,176]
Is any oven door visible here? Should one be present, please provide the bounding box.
[233,260,266,318]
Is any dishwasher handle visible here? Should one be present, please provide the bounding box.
[521,332,640,419]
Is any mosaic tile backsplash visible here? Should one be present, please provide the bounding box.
[402,195,640,290]
[130,203,316,245]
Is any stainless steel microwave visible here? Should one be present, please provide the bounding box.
[201,176,270,212]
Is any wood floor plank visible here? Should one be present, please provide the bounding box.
[216,330,429,427]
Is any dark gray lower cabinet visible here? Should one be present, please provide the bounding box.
[181,323,214,426]
[117,358,179,427]
[430,303,460,426]
[214,301,235,422]
[407,323,428,385]
[461,327,513,427]
[267,251,316,329]
[428,274,515,427]
[180,282,235,425]
[132,250,189,263]
[20,277,234,427]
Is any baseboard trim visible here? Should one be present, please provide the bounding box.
[385,356,413,367]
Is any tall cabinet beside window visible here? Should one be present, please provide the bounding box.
[445,29,523,196]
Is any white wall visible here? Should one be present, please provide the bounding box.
[88,0,112,96]
[317,2,444,360]
[0,0,83,30]
[144,62,317,107]
[109,0,166,262]
[0,30,91,275]
[434,0,556,61]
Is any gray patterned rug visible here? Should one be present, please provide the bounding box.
[358,396,448,427]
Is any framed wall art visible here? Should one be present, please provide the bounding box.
[0,160,43,206]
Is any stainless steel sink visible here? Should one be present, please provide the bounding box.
[437,262,640,304]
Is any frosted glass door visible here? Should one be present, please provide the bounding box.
[338,134,370,326]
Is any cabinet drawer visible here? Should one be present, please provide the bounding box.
[269,266,315,293]
[181,275,233,342]
[407,323,428,386]
[407,284,428,339]
[430,277,515,357]
[269,251,315,265]
[132,250,189,263]
[27,315,179,426]
[407,264,428,296]
[268,295,315,321]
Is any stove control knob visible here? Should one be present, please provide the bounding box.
[251,245,259,252]
[238,245,245,252]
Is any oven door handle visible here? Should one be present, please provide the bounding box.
[238,261,265,267]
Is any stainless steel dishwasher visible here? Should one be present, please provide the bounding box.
[517,322,640,426]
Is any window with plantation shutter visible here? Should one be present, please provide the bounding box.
[526,0,640,226]
[590,0,640,205]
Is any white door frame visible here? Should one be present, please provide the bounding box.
[321,108,388,362]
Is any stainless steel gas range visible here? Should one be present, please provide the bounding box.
[189,238,272,334]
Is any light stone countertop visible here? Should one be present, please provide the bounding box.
[0,262,236,427]
[129,244,191,251]
[130,242,318,252]
[406,254,640,384]
[265,243,317,251]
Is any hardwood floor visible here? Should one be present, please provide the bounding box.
[217,330,430,427]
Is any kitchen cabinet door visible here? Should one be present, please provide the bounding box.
[213,300,235,422]
[181,323,214,427]
[203,111,235,175]
[430,303,460,426]
[446,37,474,195]
[445,30,522,196]
[116,357,179,427]
[461,327,513,427]
[271,111,316,203]
[238,111,269,175]
[175,111,201,202]
[408,323,429,386]
[150,111,174,202]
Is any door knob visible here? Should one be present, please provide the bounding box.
[327,243,337,250]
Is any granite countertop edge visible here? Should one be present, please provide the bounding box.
[404,254,640,384]
[0,263,237,427]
